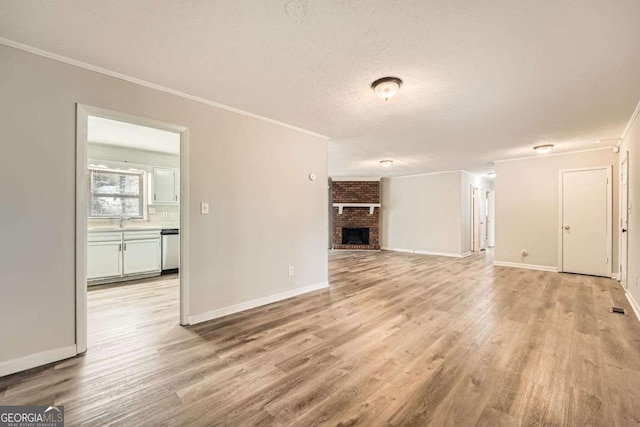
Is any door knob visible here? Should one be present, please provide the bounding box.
[564,225,570,230]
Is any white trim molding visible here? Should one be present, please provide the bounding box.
[493,261,559,272]
[0,37,329,141]
[384,170,465,179]
[620,98,640,143]
[381,247,469,258]
[0,345,77,378]
[626,292,640,323]
[188,282,329,325]
[494,147,615,164]
[76,105,191,348]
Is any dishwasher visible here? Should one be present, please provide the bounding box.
[161,229,180,274]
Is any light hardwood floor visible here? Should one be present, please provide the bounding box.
[1,251,640,426]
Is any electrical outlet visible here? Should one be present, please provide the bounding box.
[162,211,168,218]
[200,202,209,215]
[521,249,528,257]
[148,207,157,215]
[288,266,294,276]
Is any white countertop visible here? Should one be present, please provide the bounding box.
[88,226,179,232]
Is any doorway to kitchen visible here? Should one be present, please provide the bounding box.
[75,105,190,354]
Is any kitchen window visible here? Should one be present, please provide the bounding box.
[88,167,145,218]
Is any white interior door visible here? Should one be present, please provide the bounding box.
[621,154,629,289]
[561,168,610,276]
[479,191,487,250]
[472,187,479,251]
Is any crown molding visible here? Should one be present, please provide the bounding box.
[0,37,330,141]
[620,98,640,144]
[494,146,614,164]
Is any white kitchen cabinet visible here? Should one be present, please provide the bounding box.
[87,233,122,280]
[151,167,179,205]
[87,242,122,279]
[87,230,161,283]
[123,239,161,275]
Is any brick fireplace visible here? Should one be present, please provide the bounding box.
[331,180,380,250]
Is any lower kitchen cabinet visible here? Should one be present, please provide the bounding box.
[123,239,161,275]
[88,230,161,284]
[87,241,122,280]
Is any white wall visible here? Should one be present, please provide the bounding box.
[0,44,328,370]
[618,106,640,314]
[494,148,618,270]
[88,143,180,169]
[381,171,464,256]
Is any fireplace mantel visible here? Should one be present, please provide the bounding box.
[333,203,381,215]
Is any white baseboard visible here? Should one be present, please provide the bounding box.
[460,252,472,258]
[0,345,77,378]
[330,249,381,252]
[188,281,329,325]
[611,273,620,280]
[381,247,468,258]
[626,291,640,323]
[493,261,558,272]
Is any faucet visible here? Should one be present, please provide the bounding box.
[119,216,133,228]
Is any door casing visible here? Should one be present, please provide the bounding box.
[620,153,629,288]
[76,104,190,355]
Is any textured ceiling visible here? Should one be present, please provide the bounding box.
[1,0,639,177]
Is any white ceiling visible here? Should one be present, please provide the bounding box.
[1,1,639,177]
[87,116,180,155]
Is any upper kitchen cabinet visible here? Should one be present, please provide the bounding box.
[151,167,179,205]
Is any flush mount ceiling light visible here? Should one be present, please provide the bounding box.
[533,144,554,154]
[487,172,496,177]
[371,77,403,101]
[380,160,393,167]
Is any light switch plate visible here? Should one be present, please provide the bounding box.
[201,202,209,215]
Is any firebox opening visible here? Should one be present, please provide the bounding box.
[342,227,370,245]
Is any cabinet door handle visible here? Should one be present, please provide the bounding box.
[123,243,127,251]
[119,244,122,252]
[154,194,157,201]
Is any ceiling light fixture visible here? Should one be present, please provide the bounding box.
[487,172,496,177]
[534,144,554,154]
[371,77,403,101]
[380,160,393,167]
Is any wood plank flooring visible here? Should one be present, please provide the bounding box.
[2,251,640,426]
